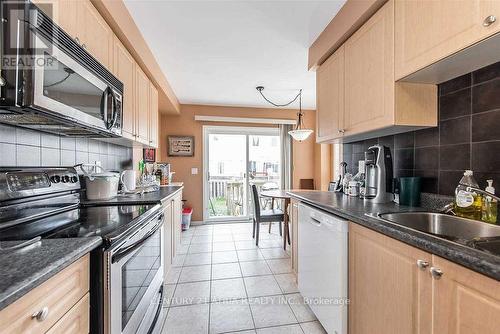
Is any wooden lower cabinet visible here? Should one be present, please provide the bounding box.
[349,222,500,334]
[0,255,90,334]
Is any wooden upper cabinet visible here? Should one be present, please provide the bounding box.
[431,256,500,334]
[31,0,78,38]
[113,36,136,140]
[349,223,432,334]
[135,64,150,144]
[149,82,159,148]
[77,0,113,69]
[316,45,344,143]
[344,0,394,137]
[395,0,500,80]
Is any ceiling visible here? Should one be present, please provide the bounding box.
[124,0,346,110]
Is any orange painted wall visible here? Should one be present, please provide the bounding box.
[158,104,317,221]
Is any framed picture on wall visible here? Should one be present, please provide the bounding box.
[143,148,156,162]
[168,136,195,157]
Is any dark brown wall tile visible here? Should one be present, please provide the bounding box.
[415,127,439,147]
[415,169,438,193]
[472,79,500,113]
[439,144,470,170]
[394,132,415,149]
[415,147,439,170]
[440,73,471,95]
[439,116,470,145]
[471,141,500,172]
[475,172,500,193]
[395,169,414,178]
[439,88,471,120]
[394,148,414,170]
[439,171,463,196]
[473,61,500,84]
[378,135,394,152]
[472,110,500,142]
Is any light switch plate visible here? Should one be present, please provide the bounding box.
[191,167,198,175]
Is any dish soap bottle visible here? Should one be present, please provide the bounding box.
[454,170,482,220]
[482,179,498,224]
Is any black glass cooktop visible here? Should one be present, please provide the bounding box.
[0,204,156,243]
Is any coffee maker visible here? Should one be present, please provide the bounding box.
[364,145,393,203]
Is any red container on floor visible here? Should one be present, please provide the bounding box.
[182,208,193,231]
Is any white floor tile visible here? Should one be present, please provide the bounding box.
[244,275,282,298]
[189,242,213,253]
[233,233,254,241]
[162,284,176,308]
[299,321,327,334]
[258,239,283,249]
[237,249,264,262]
[162,303,209,334]
[191,235,213,244]
[184,253,212,266]
[165,267,182,284]
[249,295,297,328]
[240,261,272,277]
[213,234,233,242]
[256,324,304,334]
[179,265,211,283]
[176,244,189,254]
[172,254,186,267]
[260,248,290,260]
[212,241,236,252]
[267,259,292,274]
[274,274,299,294]
[285,294,316,322]
[210,299,254,334]
[211,278,247,301]
[235,240,259,250]
[171,281,211,306]
[212,262,242,280]
[212,251,238,264]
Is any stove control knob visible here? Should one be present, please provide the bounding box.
[50,175,61,183]
[61,175,70,183]
[70,176,79,183]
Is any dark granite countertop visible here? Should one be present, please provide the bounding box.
[0,237,102,311]
[287,190,500,281]
[81,185,183,206]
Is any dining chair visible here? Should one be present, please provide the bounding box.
[250,184,285,246]
[299,178,315,190]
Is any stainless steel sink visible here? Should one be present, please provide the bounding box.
[377,212,500,241]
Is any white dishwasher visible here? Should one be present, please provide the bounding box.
[298,203,348,334]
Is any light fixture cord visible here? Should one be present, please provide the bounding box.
[257,88,302,107]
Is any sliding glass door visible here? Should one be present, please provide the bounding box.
[203,126,281,222]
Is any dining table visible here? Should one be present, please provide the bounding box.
[260,189,292,250]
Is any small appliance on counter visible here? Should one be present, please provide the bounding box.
[364,145,394,203]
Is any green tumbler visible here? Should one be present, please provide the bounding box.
[399,177,421,207]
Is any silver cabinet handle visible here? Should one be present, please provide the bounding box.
[75,37,80,44]
[338,129,345,134]
[416,259,429,270]
[31,306,49,322]
[483,15,497,26]
[82,43,87,49]
[430,267,443,279]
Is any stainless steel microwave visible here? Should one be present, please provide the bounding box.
[0,1,123,137]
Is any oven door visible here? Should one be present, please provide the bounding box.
[30,31,121,134]
[106,212,165,334]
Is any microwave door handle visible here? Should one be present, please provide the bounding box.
[100,87,109,128]
[107,88,118,129]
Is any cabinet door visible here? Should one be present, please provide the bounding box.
[395,0,500,80]
[149,82,159,148]
[163,200,173,277]
[344,1,394,136]
[172,192,183,257]
[432,256,500,334]
[349,223,432,334]
[113,36,135,139]
[135,65,150,144]
[290,199,299,277]
[316,45,344,143]
[77,0,113,69]
[32,0,78,38]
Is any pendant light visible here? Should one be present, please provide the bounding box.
[256,86,313,142]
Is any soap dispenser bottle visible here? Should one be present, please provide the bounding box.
[482,179,498,224]
[454,170,482,220]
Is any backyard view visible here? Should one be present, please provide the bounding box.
[207,132,280,219]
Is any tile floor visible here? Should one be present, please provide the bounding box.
[160,222,327,334]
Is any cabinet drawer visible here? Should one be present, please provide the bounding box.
[46,294,89,334]
[0,255,89,334]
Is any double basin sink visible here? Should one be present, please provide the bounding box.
[373,212,500,256]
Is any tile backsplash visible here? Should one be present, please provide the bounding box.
[343,61,500,196]
[0,125,133,170]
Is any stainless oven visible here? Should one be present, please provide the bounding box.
[104,210,165,334]
[0,1,123,137]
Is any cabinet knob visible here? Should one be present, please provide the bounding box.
[483,15,496,27]
[430,267,443,279]
[338,129,345,134]
[75,37,80,44]
[416,259,429,270]
[82,43,87,49]
[31,306,49,322]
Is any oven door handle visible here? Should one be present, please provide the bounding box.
[147,285,164,334]
[111,213,164,264]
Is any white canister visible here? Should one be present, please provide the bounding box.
[347,181,359,197]
[120,170,136,192]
